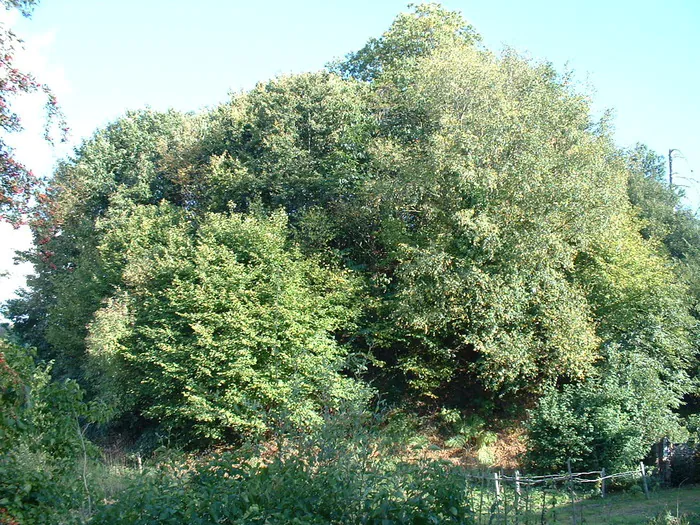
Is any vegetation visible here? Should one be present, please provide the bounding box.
[0,339,102,523]
[2,2,700,522]
[90,410,476,525]
[0,0,66,225]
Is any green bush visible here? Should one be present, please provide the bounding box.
[92,410,475,524]
[0,339,99,523]
[87,204,371,445]
[526,346,685,473]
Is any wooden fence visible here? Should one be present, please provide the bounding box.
[463,460,653,524]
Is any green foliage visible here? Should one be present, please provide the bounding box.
[333,3,480,82]
[624,144,700,393]
[87,203,369,443]
[685,414,700,448]
[575,211,697,405]
[92,410,475,524]
[204,72,374,219]
[5,3,700,481]
[624,143,700,264]
[7,109,197,380]
[526,344,687,473]
[525,150,698,474]
[0,339,98,523]
[363,35,624,399]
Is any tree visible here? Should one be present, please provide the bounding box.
[332,2,481,82]
[8,101,373,444]
[351,40,623,400]
[8,4,699,465]
[86,204,369,443]
[527,210,697,472]
[7,110,194,380]
[1,0,66,225]
[624,143,700,409]
[203,72,375,222]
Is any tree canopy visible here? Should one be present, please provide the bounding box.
[4,4,699,467]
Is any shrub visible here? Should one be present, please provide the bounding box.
[0,339,100,523]
[92,409,476,524]
[88,205,371,445]
[526,347,685,473]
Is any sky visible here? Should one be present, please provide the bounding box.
[1,0,698,306]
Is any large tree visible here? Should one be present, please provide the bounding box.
[86,204,368,443]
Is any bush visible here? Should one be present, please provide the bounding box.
[526,382,654,474]
[92,409,476,524]
[88,205,371,445]
[0,339,98,523]
[526,345,686,474]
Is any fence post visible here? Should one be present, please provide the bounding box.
[600,468,606,498]
[640,462,650,499]
[502,470,510,524]
[514,470,521,524]
[567,459,576,525]
[478,471,485,524]
[493,471,501,524]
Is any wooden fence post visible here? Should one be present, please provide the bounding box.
[567,459,576,525]
[478,471,485,524]
[493,471,501,524]
[600,468,606,498]
[514,470,521,524]
[502,470,509,524]
[640,462,650,499]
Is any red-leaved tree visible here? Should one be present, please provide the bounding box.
[1,0,66,225]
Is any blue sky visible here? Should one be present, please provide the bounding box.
[1,0,698,303]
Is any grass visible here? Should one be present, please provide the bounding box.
[467,479,700,524]
[549,485,700,524]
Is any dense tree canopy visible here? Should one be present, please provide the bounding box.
[4,4,699,466]
[88,204,368,442]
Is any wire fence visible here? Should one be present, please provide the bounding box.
[462,460,653,524]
